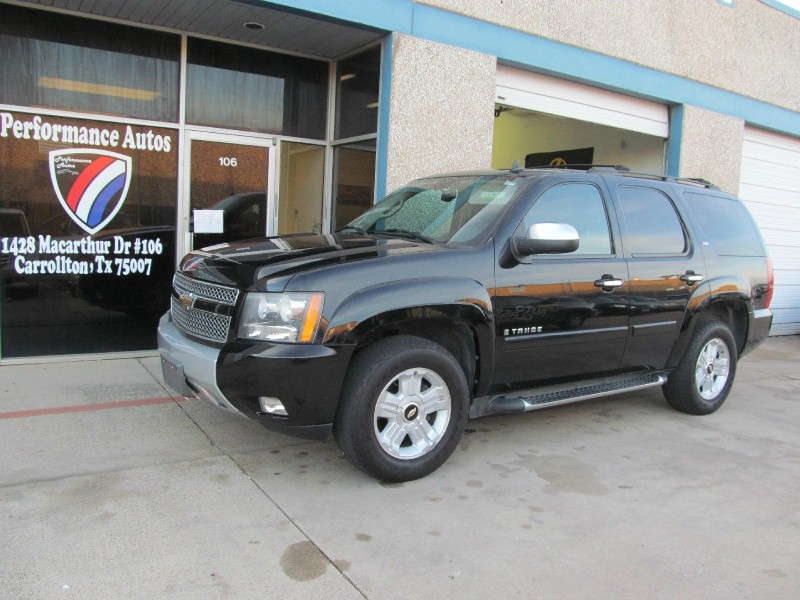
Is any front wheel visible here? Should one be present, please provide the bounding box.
[663,319,737,415]
[334,336,469,482]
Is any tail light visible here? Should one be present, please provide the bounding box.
[765,256,774,309]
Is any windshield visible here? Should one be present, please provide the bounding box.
[344,174,524,246]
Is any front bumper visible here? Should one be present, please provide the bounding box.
[158,314,242,414]
[157,313,354,441]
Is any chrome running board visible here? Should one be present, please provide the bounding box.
[469,371,668,419]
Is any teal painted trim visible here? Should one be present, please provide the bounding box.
[375,34,393,200]
[258,1,800,139]
[408,4,800,138]
[760,0,800,19]
[667,105,684,177]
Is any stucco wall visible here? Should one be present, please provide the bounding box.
[385,34,496,192]
[676,106,744,194]
[419,0,799,112]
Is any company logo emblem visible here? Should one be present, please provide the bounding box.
[178,292,195,310]
[49,149,132,235]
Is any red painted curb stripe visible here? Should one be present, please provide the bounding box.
[0,396,190,420]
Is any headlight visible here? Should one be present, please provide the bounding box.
[237,292,324,343]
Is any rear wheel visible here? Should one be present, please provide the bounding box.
[663,319,737,415]
[334,336,469,482]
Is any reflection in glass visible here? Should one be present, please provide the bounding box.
[333,143,376,231]
[335,46,381,139]
[0,114,178,357]
[186,38,327,138]
[348,174,525,246]
[279,143,325,234]
[0,4,179,122]
[684,192,765,257]
[188,140,269,250]
[523,184,612,255]
[618,187,686,254]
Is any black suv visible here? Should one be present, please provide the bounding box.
[159,166,773,482]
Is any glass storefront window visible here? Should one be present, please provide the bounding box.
[186,39,328,139]
[0,111,178,357]
[278,143,325,235]
[333,142,376,230]
[335,46,381,140]
[0,5,179,122]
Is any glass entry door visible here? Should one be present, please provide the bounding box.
[181,130,275,255]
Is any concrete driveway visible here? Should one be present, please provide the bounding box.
[1,336,798,599]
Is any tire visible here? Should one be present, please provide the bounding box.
[663,319,737,415]
[334,336,470,482]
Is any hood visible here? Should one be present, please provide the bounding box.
[180,232,446,288]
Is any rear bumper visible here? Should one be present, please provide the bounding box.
[743,308,773,357]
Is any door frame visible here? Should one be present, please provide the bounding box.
[177,127,276,259]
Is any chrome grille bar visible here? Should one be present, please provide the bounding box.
[171,272,240,343]
[173,272,239,306]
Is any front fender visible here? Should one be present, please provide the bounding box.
[322,277,495,392]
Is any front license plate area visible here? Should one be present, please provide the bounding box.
[161,356,193,397]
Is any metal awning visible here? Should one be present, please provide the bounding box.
[13,0,386,59]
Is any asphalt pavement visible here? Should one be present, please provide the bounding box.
[1,335,798,599]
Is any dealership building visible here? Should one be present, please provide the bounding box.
[0,0,798,359]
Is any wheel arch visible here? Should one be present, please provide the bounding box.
[323,277,495,397]
[666,281,752,368]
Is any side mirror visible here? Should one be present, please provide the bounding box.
[511,222,580,261]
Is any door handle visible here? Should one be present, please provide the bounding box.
[594,275,624,290]
[680,271,704,285]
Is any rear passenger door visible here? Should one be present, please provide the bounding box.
[608,181,707,369]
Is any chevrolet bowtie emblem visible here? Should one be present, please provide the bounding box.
[178,293,195,309]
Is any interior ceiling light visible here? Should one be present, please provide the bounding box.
[244,21,265,30]
[340,73,356,82]
[38,77,158,101]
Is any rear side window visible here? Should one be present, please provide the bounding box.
[618,186,687,255]
[684,193,765,257]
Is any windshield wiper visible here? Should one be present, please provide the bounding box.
[335,225,369,235]
[375,228,439,244]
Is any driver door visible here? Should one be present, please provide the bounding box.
[493,180,630,387]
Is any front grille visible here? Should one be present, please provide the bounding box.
[171,297,232,343]
[173,272,239,305]
[171,273,240,343]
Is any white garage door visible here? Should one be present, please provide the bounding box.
[740,127,800,335]
[495,65,669,138]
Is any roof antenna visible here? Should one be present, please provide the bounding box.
[510,160,522,174]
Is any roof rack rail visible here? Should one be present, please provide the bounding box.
[588,165,631,172]
[510,163,721,190]
[520,164,630,172]
[672,177,720,190]
[614,172,720,190]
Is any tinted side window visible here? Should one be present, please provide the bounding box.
[618,187,686,255]
[684,193,765,256]
[521,183,612,255]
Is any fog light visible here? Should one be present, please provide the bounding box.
[258,396,287,416]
